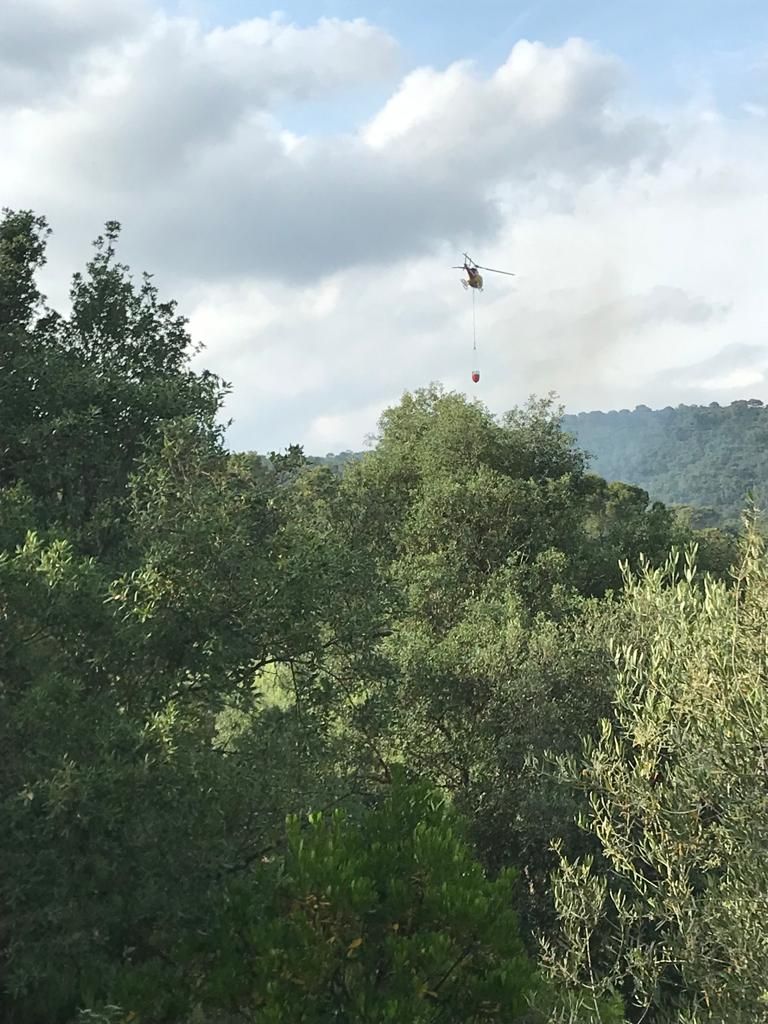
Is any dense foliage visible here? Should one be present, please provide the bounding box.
[2,208,766,1024]
[541,527,768,1023]
[562,402,768,524]
[314,400,768,528]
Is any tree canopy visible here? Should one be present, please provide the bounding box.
[1,208,765,1024]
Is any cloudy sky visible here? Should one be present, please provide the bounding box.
[2,0,767,453]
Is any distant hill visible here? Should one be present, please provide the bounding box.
[562,400,768,524]
[310,400,768,525]
[307,450,364,471]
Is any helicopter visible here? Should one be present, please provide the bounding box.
[453,252,515,386]
[453,252,515,291]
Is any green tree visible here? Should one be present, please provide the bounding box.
[0,210,224,558]
[0,209,53,498]
[331,388,682,939]
[0,207,50,328]
[541,521,768,1023]
[0,484,363,1022]
[174,778,549,1024]
[0,214,378,1021]
[576,479,685,596]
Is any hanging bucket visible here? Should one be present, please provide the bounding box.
[471,369,480,383]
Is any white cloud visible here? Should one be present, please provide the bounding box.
[0,0,148,104]
[1,1,766,452]
[1,11,665,287]
[363,37,664,181]
[700,368,764,391]
[3,10,401,191]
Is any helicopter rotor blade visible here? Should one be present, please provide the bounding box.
[474,264,515,276]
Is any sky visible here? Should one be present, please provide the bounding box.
[2,0,767,454]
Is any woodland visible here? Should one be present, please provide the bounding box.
[1,208,767,1024]
[562,403,768,526]
[314,401,768,529]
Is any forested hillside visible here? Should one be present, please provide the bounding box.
[2,208,767,1024]
[314,401,768,526]
[562,402,768,523]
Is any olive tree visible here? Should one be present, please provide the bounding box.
[540,519,768,1023]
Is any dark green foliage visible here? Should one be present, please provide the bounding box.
[0,208,50,329]
[5,207,765,1024]
[328,387,688,946]
[177,779,547,1023]
[0,528,318,1022]
[563,401,768,524]
[0,212,224,559]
